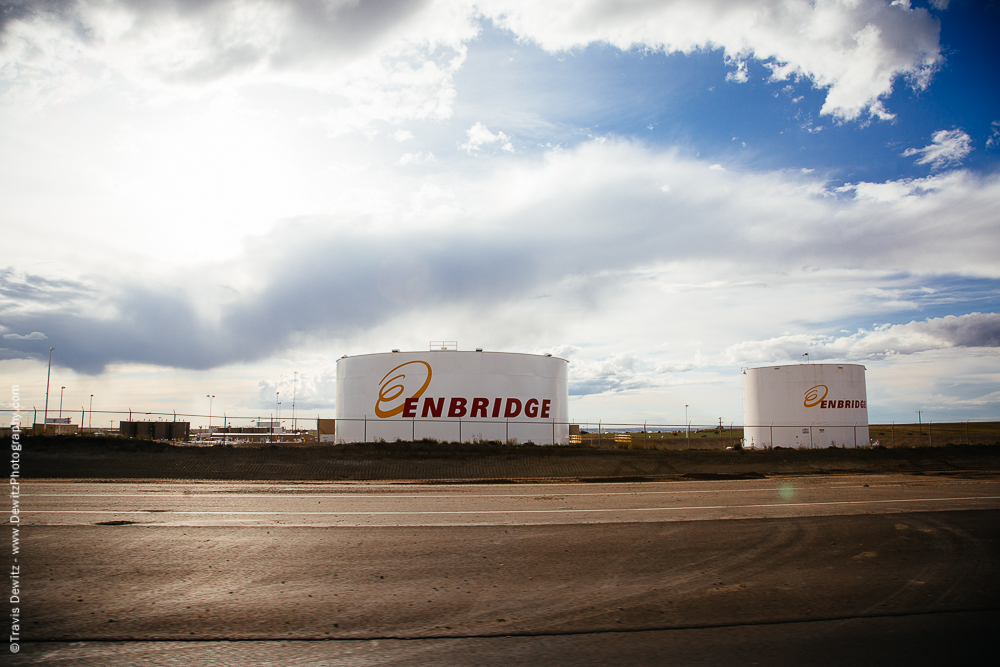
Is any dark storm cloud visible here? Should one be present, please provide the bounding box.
[0,268,95,306]
[0,222,562,373]
[569,378,637,397]
[0,1,34,33]
[0,1,77,37]
[0,281,226,371]
[911,312,1000,348]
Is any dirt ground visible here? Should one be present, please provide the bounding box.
[23,435,1000,482]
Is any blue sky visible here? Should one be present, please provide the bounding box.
[0,0,998,428]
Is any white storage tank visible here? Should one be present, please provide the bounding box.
[335,349,569,444]
[742,363,869,448]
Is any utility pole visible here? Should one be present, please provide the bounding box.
[206,395,215,439]
[685,405,689,439]
[58,386,65,435]
[89,394,94,432]
[44,346,55,426]
[292,371,298,432]
[917,410,923,435]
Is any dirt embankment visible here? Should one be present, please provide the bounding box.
[22,436,1000,482]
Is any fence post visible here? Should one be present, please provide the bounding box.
[966,420,970,446]
[854,423,857,448]
[928,421,932,447]
[810,423,813,449]
[552,419,555,445]
[412,418,415,442]
[769,423,773,449]
[891,422,894,448]
[364,415,367,443]
[506,418,508,443]
[459,418,462,443]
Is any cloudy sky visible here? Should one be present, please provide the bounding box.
[1,0,998,428]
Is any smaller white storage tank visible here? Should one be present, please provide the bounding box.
[742,363,869,449]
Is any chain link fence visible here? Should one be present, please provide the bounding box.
[2,408,998,449]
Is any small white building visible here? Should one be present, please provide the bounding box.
[742,363,869,448]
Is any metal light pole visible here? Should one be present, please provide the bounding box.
[292,371,298,432]
[59,386,65,435]
[44,346,55,425]
[275,391,280,442]
[89,394,94,432]
[207,395,215,437]
[685,405,689,440]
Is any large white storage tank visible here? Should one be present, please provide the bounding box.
[335,350,570,444]
[742,363,869,448]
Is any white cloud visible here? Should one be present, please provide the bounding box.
[725,313,1000,364]
[2,159,997,421]
[7,136,997,377]
[902,129,973,170]
[459,121,514,154]
[986,120,1000,149]
[2,331,47,340]
[568,352,650,396]
[0,3,994,425]
[479,0,942,121]
[398,151,436,165]
[0,0,478,131]
[1,1,942,126]
[836,173,951,203]
[725,58,749,83]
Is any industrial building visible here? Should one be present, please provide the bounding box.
[119,421,190,441]
[742,363,869,448]
[335,346,569,444]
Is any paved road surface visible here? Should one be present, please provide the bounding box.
[21,473,1000,526]
[12,473,1000,665]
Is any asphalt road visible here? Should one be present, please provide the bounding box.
[12,474,1000,665]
